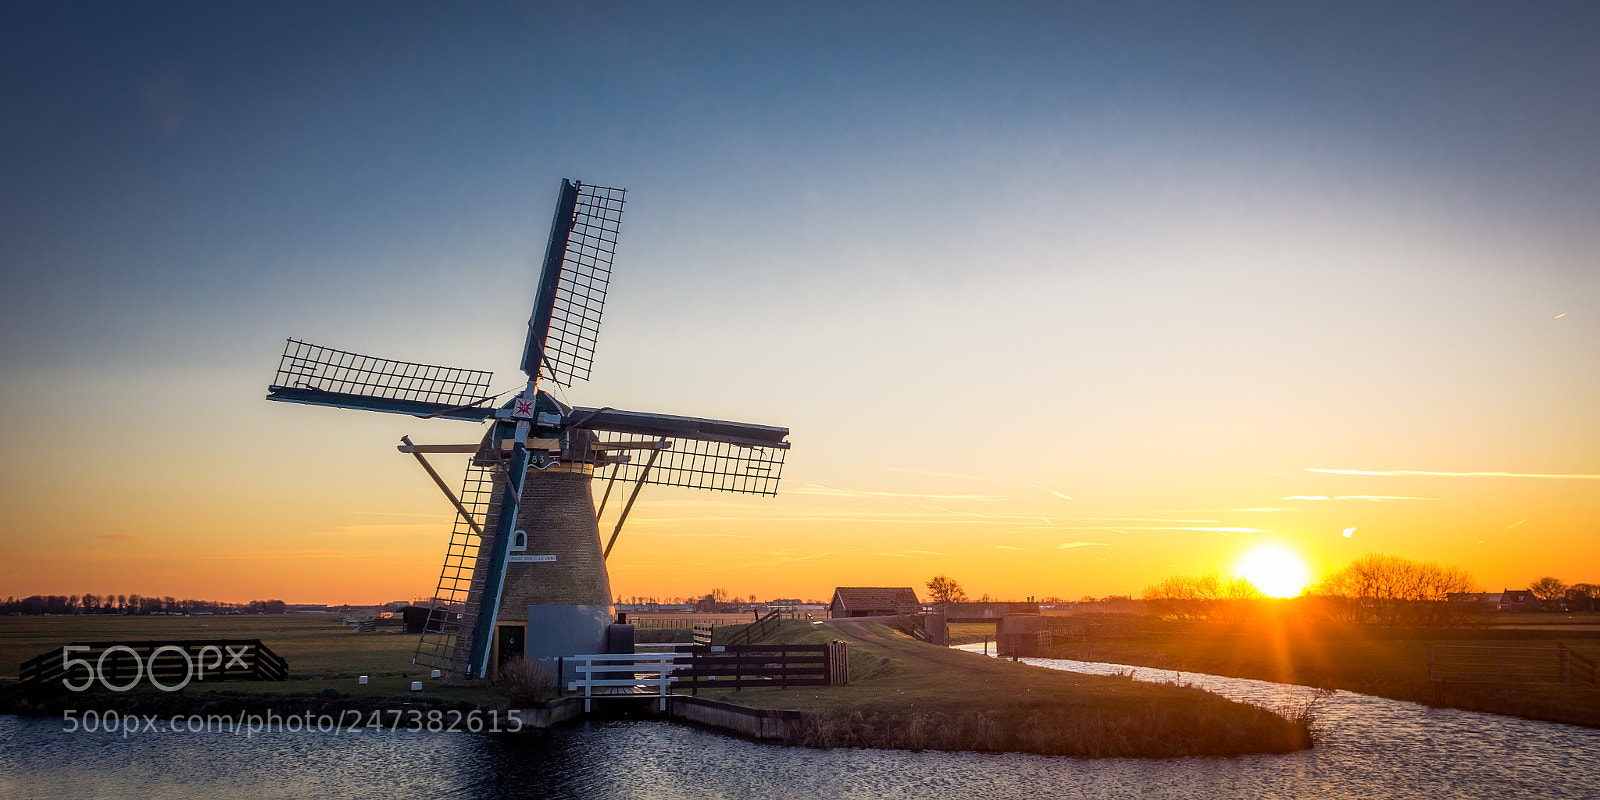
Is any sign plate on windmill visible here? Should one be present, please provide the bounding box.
[510,397,537,420]
[507,555,556,563]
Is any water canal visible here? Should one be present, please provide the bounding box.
[3,649,1597,799]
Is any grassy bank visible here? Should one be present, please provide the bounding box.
[692,617,1312,758]
[0,613,1318,757]
[1033,613,1600,728]
[0,614,493,704]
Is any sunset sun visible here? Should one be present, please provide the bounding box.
[1234,544,1313,598]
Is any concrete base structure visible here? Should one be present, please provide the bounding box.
[525,605,614,658]
[667,696,803,741]
[996,613,1047,657]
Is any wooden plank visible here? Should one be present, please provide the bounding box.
[395,443,480,453]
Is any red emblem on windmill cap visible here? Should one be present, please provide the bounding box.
[511,398,537,419]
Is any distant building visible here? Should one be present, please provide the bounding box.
[828,587,921,618]
[1498,590,1540,612]
[401,605,456,634]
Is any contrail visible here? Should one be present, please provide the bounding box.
[1307,468,1600,480]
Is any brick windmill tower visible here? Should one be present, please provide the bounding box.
[266,179,789,679]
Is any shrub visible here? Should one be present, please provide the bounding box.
[493,657,557,704]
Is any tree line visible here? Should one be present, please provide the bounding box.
[0,594,288,615]
[922,554,1597,627]
[1143,553,1599,625]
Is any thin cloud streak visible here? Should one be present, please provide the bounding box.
[1042,526,1267,534]
[1307,468,1600,480]
[791,480,1032,522]
[735,551,836,570]
[1057,542,1109,549]
[789,487,1004,500]
[1281,495,1436,501]
[1025,483,1075,500]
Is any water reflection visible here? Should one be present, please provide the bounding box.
[3,652,1597,799]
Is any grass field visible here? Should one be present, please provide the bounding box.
[695,617,1312,757]
[0,614,493,702]
[3,613,1315,756]
[1029,612,1600,728]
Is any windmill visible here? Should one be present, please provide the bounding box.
[266,179,789,680]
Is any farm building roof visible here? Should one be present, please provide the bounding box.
[829,587,922,614]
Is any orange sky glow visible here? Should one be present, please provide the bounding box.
[2,6,1596,606]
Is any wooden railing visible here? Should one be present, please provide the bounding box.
[565,653,684,712]
[19,639,289,689]
[1562,645,1597,684]
[722,609,783,646]
[1427,645,1574,685]
[676,643,846,693]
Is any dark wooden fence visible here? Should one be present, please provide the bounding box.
[677,643,847,694]
[721,609,783,646]
[19,639,289,689]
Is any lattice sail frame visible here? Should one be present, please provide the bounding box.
[541,184,627,386]
[585,433,788,497]
[272,339,494,407]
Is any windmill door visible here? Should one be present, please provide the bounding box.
[496,625,525,669]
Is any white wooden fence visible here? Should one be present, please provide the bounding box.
[566,653,685,712]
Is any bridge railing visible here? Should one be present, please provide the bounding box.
[565,653,685,711]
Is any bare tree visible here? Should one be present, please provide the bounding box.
[1318,553,1478,625]
[925,574,967,604]
[1143,574,1263,621]
[1566,583,1597,613]
[1528,576,1569,608]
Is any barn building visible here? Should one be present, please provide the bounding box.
[828,587,921,618]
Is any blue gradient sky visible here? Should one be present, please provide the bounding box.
[2,2,1596,602]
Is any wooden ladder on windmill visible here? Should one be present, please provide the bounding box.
[412,456,497,672]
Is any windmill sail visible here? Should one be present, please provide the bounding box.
[266,339,498,421]
[567,407,790,496]
[593,434,787,496]
[522,180,627,386]
[268,178,791,683]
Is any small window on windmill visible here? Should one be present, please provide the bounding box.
[511,530,527,552]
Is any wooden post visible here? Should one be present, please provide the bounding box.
[401,437,485,537]
[603,447,661,560]
[595,462,622,519]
